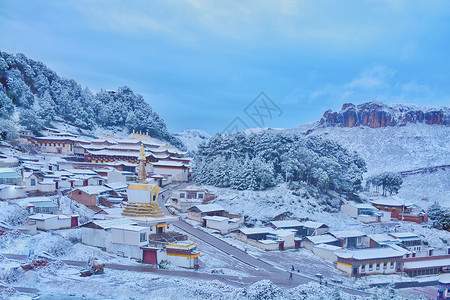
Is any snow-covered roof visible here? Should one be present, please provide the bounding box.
[87,218,137,229]
[440,274,450,284]
[273,229,295,237]
[367,233,399,244]
[0,168,21,178]
[356,204,377,209]
[152,161,186,167]
[270,220,303,228]
[302,221,327,229]
[190,204,224,213]
[404,258,450,270]
[202,216,229,222]
[387,244,410,255]
[74,185,111,195]
[104,182,128,190]
[389,232,421,239]
[110,224,148,232]
[331,230,366,239]
[335,248,404,260]
[370,196,413,207]
[28,201,57,208]
[306,234,338,244]
[239,227,272,235]
[314,244,342,251]
[29,214,58,220]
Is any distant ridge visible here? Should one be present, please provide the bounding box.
[320,101,449,128]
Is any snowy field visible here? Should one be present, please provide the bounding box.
[397,168,450,208]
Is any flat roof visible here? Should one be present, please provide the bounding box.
[28,201,57,208]
[191,204,224,213]
[29,214,58,220]
[405,258,450,270]
[270,220,303,228]
[331,230,366,239]
[74,185,111,195]
[314,244,342,251]
[110,224,148,232]
[239,227,272,235]
[389,232,421,239]
[202,216,229,222]
[335,248,404,260]
[303,221,327,229]
[306,234,338,244]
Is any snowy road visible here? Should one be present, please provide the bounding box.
[158,184,370,296]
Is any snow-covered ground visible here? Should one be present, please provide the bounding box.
[397,168,450,208]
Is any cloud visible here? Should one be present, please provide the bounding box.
[347,65,396,89]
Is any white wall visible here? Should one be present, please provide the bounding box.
[153,167,188,182]
[341,204,358,217]
[312,246,338,263]
[81,227,111,249]
[108,243,143,260]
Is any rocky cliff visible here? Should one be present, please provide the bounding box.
[320,101,449,128]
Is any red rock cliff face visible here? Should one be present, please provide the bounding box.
[319,102,449,128]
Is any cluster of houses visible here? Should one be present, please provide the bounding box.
[0,129,202,269]
[232,217,450,277]
[341,197,429,224]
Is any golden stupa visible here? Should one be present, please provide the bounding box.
[121,144,165,218]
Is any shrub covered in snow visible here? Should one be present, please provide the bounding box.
[243,280,284,300]
[0,202,28,226]
[34,234,72,257]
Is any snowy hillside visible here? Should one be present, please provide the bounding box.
[301,123,450,176]
[0,51,184,149]
[174,129,211,153]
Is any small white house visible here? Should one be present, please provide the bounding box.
[29,214,78,231]
[157,241,200,269]
[234,228,296,251]
[170,187,207,212]
[110,224,150,260]
[341,203,391,223]
[312,244,342,263]
[330,230,370,249]
[202,215,244,235]
[302,234,340,250]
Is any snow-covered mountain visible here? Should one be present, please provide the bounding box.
[174,129,211,153]
[293,101,450,206]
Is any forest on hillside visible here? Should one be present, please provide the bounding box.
[194,130,367,192]
[0,51,184,149]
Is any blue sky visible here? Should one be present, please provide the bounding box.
[1,0,450,134]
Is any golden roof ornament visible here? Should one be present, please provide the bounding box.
[137,144,147,183]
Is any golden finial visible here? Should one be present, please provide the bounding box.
[139,144,146,161]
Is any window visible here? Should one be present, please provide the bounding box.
[30,179,36,186]
[369,264,373,271]
[376,263,380,270]
[180,193,185,198]
[361,265,365,272]
[140,233,147,242]
[198,193,204,199]
[390,262,394,269]
[383,263,387,269]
